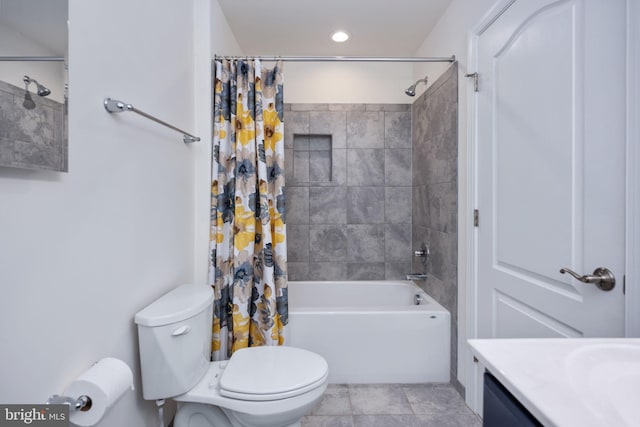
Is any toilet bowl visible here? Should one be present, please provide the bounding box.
[174,347,328,427]
[134,284,328,427]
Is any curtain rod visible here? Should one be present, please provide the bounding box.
[214,55,456,63]
[0,56,65,62]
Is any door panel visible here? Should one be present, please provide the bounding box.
[477,0,626,339]
[493,291,582,338]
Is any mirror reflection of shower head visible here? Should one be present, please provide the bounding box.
[405,76,428,97]
[23,75,51,97]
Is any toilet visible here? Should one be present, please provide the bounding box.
[134,284,328,427]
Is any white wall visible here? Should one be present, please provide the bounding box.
[0,1,197,425]
[0,24,66,103]
[411,0,497,390]
[284,62,413,104]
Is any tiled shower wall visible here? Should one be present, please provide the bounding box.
[0,80,67,172]
[411,65,459,384]
[284,103,413,281]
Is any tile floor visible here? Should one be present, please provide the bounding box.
[302,383,482,427]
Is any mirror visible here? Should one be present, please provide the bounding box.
[0,0,68,172]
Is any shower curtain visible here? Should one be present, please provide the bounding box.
[209,59,288,361]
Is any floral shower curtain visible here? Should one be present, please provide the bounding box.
[209,59,288,361]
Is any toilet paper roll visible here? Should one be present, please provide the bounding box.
[64,358,134,426]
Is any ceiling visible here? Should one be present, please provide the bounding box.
[216,0,454,56]
[0,0,67,56]
[0,1,454,58]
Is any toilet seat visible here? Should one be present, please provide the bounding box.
[219,346,328,401]
[174,346,329,416]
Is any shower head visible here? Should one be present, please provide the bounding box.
[23,75,51,97]
[405,76,428,97]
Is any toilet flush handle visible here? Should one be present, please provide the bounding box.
[171,325,191,336]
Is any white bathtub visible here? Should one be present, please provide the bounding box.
[287,280,450,384]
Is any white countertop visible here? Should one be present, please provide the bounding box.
[468,338,640,427]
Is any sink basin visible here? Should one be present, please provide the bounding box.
[566,344,640,426]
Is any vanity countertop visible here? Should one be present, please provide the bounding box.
[468,338,640,427]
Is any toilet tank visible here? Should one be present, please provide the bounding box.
[134,284,214,400]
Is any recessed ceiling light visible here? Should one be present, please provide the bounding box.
[331,30,350,43]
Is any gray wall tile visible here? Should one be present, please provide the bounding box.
[14,101,56,146]
[288,224,309,262]
[0,137,14,163]
[412,185,427,228]
[417,228,455,283]
[284,148,293,182]
[295,135,310,151]
[288,262,309,281]
[310,111,346,148]
[287,187,309,224]
[309,262,348,280]
[419,182,457,233]
[331,149,347,186]
[411,63,458,382]
[293,150,310,183]
[366,104,411,112]
[347,187,385,224]
[385,223,412,262]
[285,111,309,149]
[14,140,60,170]
[309,225,347,262]
[329,103,366,111]
[310,187,347,224]
[346,224,384,262]
[347,263,386,280]
[0,90,16,139]
[385,262,412,280]
[309,150,332,182]
[347,111,384,148]
[347,149,384,186]
[385,148,412,186]
[0,80,66,172]
[385,187,412,224]
[309,135,331,151]
[385,111,411,148]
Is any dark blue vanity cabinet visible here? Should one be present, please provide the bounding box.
[483,372,543,427]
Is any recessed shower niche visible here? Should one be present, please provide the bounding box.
[292,134,332,184]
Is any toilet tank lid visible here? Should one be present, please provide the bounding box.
[135,284,213,327]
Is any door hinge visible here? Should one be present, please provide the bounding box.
[465,72,479,92]
[474,209,479,227]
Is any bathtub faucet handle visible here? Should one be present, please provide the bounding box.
[414,243,430,259]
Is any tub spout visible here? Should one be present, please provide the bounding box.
[406,273,428,280]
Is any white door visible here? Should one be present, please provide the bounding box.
[476,0,627,340]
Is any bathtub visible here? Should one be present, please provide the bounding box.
[287,280,450,384]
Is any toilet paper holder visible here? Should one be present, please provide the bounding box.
[46,394,92,412]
